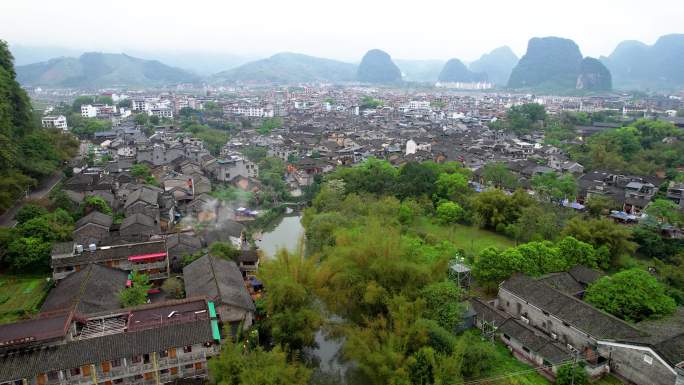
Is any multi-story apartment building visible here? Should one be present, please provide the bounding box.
[148,108,173,119]
[223,105,274,118]
[81,105,116,118]
[41,115,68,130]
[471,271,684,385]
[0,298,221,385]
[51,240,170,282]
[212,156,259,182]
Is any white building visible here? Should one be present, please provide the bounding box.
[132,99,148,112]
[224,105,274,118]
[81,104,116,118]
[81,105,97,118]
[148,107,174,119]
[41,115,68,130]
[408,101,431,110]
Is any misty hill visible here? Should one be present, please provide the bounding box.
[357,49,402,83]
[468,46,518,85]
[211,52,356,84]
[508,37,583,90]
[395,59,445,82]
[577,57,612,91]
[16,52,198,87]
[507,37,611,92]
[602,34,684,90]
[438,58,486,83]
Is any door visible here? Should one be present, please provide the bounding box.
[168,348,177,359]
[101,361,110,373]
[81,366,91,376]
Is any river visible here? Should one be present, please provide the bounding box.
[256,214,304,258]
[258,214,359,383]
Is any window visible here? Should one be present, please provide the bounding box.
[562,322,570,327]
[183,345,193,353]
[111,359,121,368]
[184,364,194,369]
[522,346,530,354]
[47,371,60,381]
[502,333,510,340]
[133,375,143,380]
[159,350,168,358]
[160,369,169,375]
[113,380,123,384]
[131,355,141,364]
[69,368,81,377]
[170,368,178,375]
[643,355,653,365]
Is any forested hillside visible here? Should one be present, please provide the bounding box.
[0,40,78,212]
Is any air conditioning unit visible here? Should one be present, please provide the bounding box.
[567,344,576,352]
[521,316,530,324]
[88,243,97,251]
[551,333,558,340]
[75,244,84,253]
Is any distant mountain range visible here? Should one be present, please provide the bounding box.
[601,34,684,90]
[16,52,198,87]
[10,34,684,90]
[211,52,356,84]
[508,37,611,91]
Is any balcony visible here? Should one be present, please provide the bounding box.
[130,261,168,271]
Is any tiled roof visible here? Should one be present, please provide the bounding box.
[75,211,113,231]
[498,318,572,364]
[0,319,213,382]
[501,274,646,341]
[183,255,255,312]
[41,264,127,315]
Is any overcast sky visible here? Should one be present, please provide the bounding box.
[1,0,682,62]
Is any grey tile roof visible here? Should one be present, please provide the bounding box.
[75,211,113,231]
[501,274,646,341]
[537,272,585,295]
[41,264,127,315]
[0,319,213,382]
[568,265,603,286]
[124,187,159,209]
[183,255,255,312]
[469,298,509,327]
[120,213,156,230]
[498,318,572,364]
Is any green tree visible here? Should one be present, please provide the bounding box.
[435,172,469,202]
[259,249,321,353]
[134,113,148,126]
[209,343,311,385]
[481,162,518,189]
[209,242,241,262]
[644,198,683,227]
[585,269,676,322]
[408,347,436,385]
[81,195,112,216]
[149,115,160,125]
[460,332,496,379]
[555,363,588,385]
[531,172,576,202]
[562,217,636,264]
[585,195,618,218]
[419,280,463,330]
[119,272,152,307]
[6,236,52,271]
[436,201,464,224]
[396,161,438,199]
[130,164,152,178]
[15,203,48,224]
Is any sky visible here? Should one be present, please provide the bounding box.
[1,0,682,62]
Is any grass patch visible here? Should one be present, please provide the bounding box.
[0,274,49,324]
[410,218,516,257]
[461,330,551,385]
[592,375,624,385]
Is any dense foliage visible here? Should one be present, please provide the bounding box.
[585,269,676,322]
[0,40,78,212]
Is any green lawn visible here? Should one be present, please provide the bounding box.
[411,219,516,257]
[0,274,49,324]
